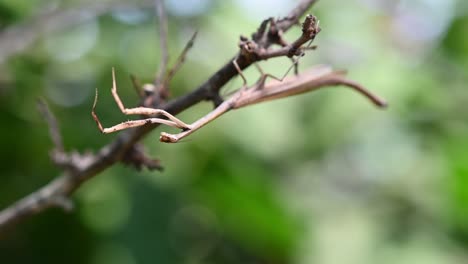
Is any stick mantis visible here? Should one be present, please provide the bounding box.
[92,63,387,143]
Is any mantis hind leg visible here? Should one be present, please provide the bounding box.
[252,63,286,90]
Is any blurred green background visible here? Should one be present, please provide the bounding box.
[1,0,468,263]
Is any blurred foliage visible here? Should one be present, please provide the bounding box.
[0,0,468,263]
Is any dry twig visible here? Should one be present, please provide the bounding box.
[164,31,198,88]
[37,99,64,153]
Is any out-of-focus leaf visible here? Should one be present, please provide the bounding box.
[191,160,300,261]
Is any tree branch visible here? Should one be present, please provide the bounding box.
[0,0,331,235]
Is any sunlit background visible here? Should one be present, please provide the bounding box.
[1,0,468,263]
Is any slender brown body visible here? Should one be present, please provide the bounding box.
[160,65,387,143]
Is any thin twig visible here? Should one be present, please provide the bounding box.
[154,0,169,86]
[164,31,198,86]
[37,98,64,153]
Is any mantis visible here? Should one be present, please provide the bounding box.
[92,63,387,143]
[91,13,388,143]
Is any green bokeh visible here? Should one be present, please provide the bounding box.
[1,1,468,263]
